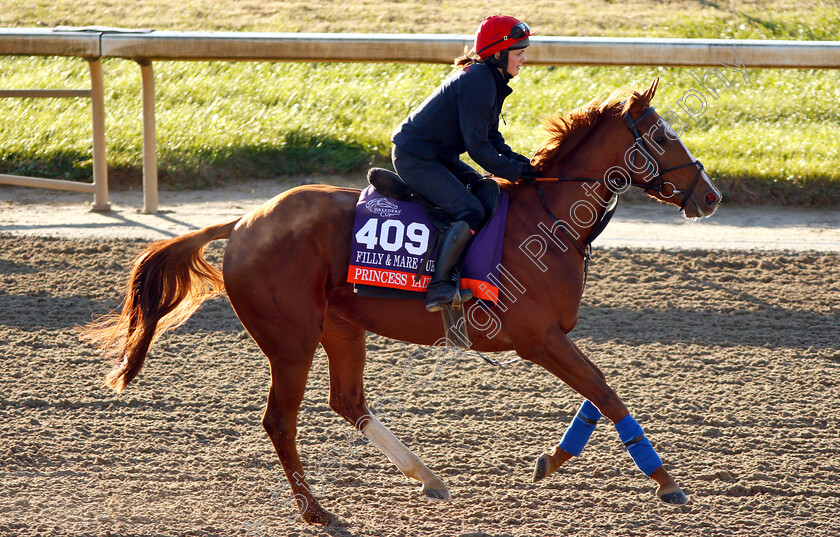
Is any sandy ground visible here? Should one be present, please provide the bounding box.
[1,181,839,536]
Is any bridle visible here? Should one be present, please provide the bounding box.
[623,107,705,212]
[533,106,706,284]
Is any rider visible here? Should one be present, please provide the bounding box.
[391,15,538,312]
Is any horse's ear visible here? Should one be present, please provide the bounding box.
[627,77,660,113]
[641,77,660,104]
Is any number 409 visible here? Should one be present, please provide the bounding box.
[355,219,429,255]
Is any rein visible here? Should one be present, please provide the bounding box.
[534,181,613,291]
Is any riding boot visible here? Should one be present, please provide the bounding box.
[425,220,474,312]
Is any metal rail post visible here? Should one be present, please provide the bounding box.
[87,57,110,211]
[0,56,109,206]
[139,59,157,213]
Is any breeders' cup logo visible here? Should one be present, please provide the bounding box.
[365,197,401,217]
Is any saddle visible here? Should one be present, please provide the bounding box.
[366,167,501,232]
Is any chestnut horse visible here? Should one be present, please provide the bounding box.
[83,79,720,525]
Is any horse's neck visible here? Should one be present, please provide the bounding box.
[554,117,623,185]
[540,119,624,224]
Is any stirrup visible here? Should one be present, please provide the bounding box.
[425,292,452,313]
[450,286,474,310]
[425,283,473,312]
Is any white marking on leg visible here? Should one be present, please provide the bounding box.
[357,414,443,487]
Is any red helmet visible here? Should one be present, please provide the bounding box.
[474,16,532,59]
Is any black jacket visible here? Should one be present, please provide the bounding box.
[391,62,529,181]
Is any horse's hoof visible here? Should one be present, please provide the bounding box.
[658,488,688,505]
[423,487,452,501]
[533,454,549,483]
[302,506,338,526]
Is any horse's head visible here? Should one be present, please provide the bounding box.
[619,78,720,218]
[531,78,721,219]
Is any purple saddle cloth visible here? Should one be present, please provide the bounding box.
[347,184,508,303]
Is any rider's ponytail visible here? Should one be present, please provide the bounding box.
[454,45,480,69]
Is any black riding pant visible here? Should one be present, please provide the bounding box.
[391,146,485,231]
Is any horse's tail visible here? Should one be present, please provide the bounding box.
[81,219,239,393]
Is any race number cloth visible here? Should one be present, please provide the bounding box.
[347,185,508,304]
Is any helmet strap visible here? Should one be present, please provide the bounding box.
[484,49,513,79]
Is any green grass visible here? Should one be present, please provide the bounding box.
[1,1,839,204]
[4,0,838,40]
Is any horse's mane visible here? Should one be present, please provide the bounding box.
[530,86,651,170]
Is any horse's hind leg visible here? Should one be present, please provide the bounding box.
[227,289,336,525]
[262,355,337,525]
[320,313,451,500]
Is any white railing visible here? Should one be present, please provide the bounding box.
[2,27,840,212]
[0,29,110,210]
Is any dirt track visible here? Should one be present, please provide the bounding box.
[1,233,839,537]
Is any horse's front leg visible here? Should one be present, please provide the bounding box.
[532,338,605,482]
[517,325,687,505]
[532,399,600,482]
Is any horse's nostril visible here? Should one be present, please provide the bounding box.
[705,192,718,206]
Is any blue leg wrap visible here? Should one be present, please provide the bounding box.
[615,414,662,477]
[558,400,602,456]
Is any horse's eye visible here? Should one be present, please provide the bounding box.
[653,137,667,145]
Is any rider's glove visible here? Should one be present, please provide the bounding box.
[517,163,539,183]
